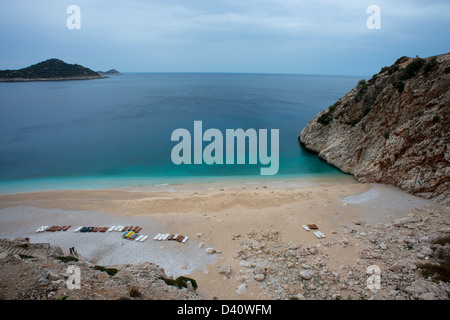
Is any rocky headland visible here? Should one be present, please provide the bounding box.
[299,53,449,205]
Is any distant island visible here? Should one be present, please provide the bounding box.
[0,59,108,82]
[97,69,121,75]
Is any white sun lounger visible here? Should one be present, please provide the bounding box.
[182,236,189,243]
[302,225,310,231]
[135,235,143,241]
[37,226,50,232]
[74,226,83,232]
[140,235,148,242]
[161,233,169,240]
[314,231,325,238]
[108,226,116,232]
[154,233,161,240]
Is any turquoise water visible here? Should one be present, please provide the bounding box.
[0,73,360,193]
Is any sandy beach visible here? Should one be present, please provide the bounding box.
[0,177,448,300]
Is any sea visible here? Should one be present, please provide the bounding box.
[0,73,362,193]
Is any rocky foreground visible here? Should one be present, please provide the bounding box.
[0,201,449,300]
[0,238,199,300]
[224,204,449,300]
[299,53,449,205]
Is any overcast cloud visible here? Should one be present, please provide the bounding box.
[0,0,449,75]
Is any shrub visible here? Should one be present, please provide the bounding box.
[93,265,118,276]
[56,256,79,263]
[394,80,405,93]
[399,58,426,81]
[423,57,439,74]
[379,66,390,74]
[394,56,409,65]
[159,276,198,290]
[383,132,390,140]
[317,112,334,125]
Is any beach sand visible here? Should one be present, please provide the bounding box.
[0,177,445,299]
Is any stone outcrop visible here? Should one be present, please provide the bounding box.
[0,238,199,300]
[299,53,449,205]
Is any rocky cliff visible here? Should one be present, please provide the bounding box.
[299,53,449,205]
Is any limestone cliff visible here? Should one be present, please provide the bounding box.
[299,53,449,205]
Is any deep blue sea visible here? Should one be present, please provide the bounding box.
[0,73,361,193]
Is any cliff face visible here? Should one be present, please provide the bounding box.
[299,53,450,205]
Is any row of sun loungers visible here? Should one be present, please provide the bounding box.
[107,225,142,233]
[302,224,325,238]
[36,225,71,232]
[153,233,188,243]
[74,226,109,233]
[122,231,149,242]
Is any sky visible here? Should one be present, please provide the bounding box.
[0,0,449,76]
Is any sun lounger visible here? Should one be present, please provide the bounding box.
[313,231,325,238]
[135,235,143,241]
[36,226,46,232]
[172,234,179,240]
[177,235,184,242]
[302,225,310,231]
[140,235,148,242]
[154,233,161,240]
[63,226,71,231]
[132,226,139,232]
[108,226,115,232]
[161,234,169,240]
[129,233,138,240]
[307,224,318,230]
[126,226,132,231]
[182,236,189,243]
[100,227,108,232]
[135,227,142,233]
[157,234,164,240]
[74,226,82,232]
[167,234,174,240]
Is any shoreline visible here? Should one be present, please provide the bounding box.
[0,177,448,300]
[0,173,353,196]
